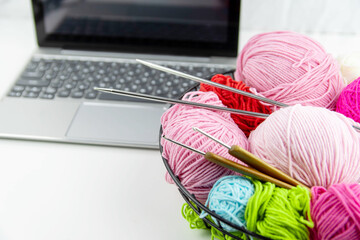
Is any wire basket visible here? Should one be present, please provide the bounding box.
[159,140,271,240]
[158,70,271,240]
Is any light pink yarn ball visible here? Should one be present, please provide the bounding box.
[235,31,344,110]
[249,104,360,188]
[161,91,248,203]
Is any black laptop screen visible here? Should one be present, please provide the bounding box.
[32,0,240,57]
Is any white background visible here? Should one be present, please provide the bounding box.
[0,1,360,240]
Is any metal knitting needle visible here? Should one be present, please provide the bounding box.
[136,59,289,108]
[162,135,293,189]
[136,59,360,131]
[353,125,360,131]
[94,87,269,118]
[193,127,310,190]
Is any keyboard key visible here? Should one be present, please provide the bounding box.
[40,93,55,99]
[23,91,39,98]
[38,63,51,72]
[51,81,63,88]
[181,82,190,88]
[71,91,83,98]
[58,73,71,80]
[85,91,98,99]
[86,76,95,82]
[12,85,25,92]
[98,69,106,75]
[113,83,122,89]
[196,72,203,77]
[95,74,102,81]
[139,86,154,94]
[111,69,120,75]
[89,66,96,72]
[44,87,57,94]
[138,88,147,94]
[130,85,138,91]
[8,91,22,97]
[158,78,165,84]
[171,89,178,95]
[154,88,167,97]
[102,76,111,83]
[77,83,90,90]
[98,62,106,67]
[71,74,81,81]
[26,86,42,93]
[21,71,44,79]
[118,78,126,84]
[16,79,50,87]
[178,87,186,93]
[26,62,38,71]
[98,82,109,88]
[57,90,70,98]
[45,72,57,80]
[64,83,74,89]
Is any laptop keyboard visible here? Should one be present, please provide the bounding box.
[8,57,234,102]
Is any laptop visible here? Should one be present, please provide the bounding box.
[0,0,240,149]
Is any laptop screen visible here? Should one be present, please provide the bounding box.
[32,0,240,57]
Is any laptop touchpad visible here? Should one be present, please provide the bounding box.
[66,102,167,148]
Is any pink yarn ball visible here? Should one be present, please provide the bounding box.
[235,31,344,110]
[336,76,360,123]
[161,91,248,203]
[249,104,360,188]
[311,184,360,240]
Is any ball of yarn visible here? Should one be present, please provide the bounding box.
[249,104,360,188]
[311,184,360,240]
[200,74,272,137]
[337,52,360,85]
[181,203,208,230]
[245,179,313,240]
[235,31,344,110]
[182,202,245,240]
[200,175,255,232]
[161,91,249,203]
[336,76,360,123]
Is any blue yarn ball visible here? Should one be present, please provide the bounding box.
[201,175,255,232]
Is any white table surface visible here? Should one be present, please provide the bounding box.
[1,1,360,240]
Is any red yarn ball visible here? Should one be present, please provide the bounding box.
[200,74,272,137]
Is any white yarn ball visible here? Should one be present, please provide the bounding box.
[337,52,360,85]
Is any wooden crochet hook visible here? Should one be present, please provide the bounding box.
[193,127,310,190]
[162,135,293,189]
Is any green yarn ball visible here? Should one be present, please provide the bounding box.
[245,179,313,240]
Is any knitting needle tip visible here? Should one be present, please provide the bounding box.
[193,127,231,149]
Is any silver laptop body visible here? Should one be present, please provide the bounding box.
[0,0,240,149]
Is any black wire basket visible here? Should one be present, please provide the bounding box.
[158,70,271,240]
